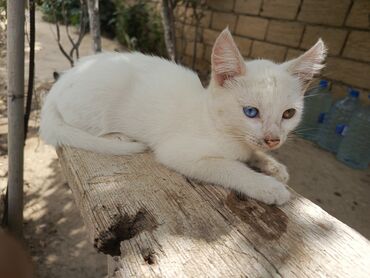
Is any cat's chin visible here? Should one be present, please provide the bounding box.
[244,141,267,152]
[246,141,282,152]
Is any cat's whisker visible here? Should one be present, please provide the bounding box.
[293,128,320,134]
[303,93,321,99]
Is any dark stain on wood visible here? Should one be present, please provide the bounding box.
[142,248,157,265]
[96,209,158,256]
[225,192,288,240]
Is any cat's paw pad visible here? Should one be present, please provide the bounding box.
[263,161,289,183]
[254,177,291,205]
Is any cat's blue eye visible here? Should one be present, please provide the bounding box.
[243,106,259,118]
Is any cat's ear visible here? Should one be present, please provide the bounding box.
[211,28,246,87]
[282,39,327,91]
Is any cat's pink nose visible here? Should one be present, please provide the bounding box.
[264,137,280,148]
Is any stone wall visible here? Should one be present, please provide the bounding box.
[175,0,370,102]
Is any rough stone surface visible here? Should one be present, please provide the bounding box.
[324,57,370,90]
[266,20,304,47]
[185,42,204,59]
[343,31,370,63]
[234,0,262,15]
[207,0,234,12]
[211,11,237,31]
[174,0,370,96]
[202,28,219,45]
[236,15,268,40]
[285,48,304,61]
[300,26,348,55]
[251,40,287,62]
[234,36,253,57]
[298,0,352,26]
[345,0,370,29]
[261,0,301,20]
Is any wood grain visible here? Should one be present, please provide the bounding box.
[57,146,370,278]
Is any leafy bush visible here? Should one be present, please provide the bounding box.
[40,0,81,25]
[99,0,117,38]
[40,0,118,37]
[115,1,166,56]
[0,0,6,21]
[39,0,165,56]
[0,0,6,49]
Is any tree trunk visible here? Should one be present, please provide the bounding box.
[6,0,25,238]
[161,0,176,61]
[87,0,101,53]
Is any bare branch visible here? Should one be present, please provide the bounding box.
[51,0,87,67]
[54,14,74,67]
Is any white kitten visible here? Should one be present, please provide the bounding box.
[40,28,326,205]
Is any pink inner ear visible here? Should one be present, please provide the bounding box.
[215,72,233,87]
[212,30,246,87]
[286,39,327,87]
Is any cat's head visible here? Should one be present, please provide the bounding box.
[208,28,327,151]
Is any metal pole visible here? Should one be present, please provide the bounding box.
[7,0,25,237]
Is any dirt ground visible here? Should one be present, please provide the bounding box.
[0,12,369,278]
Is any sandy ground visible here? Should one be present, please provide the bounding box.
[0,12,121,278]
[0,12,369,278]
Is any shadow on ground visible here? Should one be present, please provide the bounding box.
[21,134,106,278]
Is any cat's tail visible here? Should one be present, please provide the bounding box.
[39,102,146,155]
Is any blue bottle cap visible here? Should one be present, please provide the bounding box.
[319,80,328,88]
[348,89,359,98]
[335,124,347,136]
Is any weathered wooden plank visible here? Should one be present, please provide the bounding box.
[57,146,370,278]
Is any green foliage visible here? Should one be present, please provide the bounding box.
[115,1,165,56]
[40,0,118,37]
[38,0,166,56]
[40,0,81,25]
[99,0,117,38]
[0,0,6,36]
[0,0,6,16]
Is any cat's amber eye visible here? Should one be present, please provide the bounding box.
[282,108,296,119]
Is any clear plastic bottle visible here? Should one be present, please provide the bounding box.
[297,80,332,141]
[336,95,370,169]
[317,89,360,153]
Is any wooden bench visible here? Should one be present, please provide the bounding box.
[57,145,370,277]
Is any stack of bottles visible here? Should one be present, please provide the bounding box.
[298,80,332,141]
[317,88,360,153]
[297,80,369,170]
[336,95,370,169]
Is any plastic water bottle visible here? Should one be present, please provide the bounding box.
[337,95,370,169]
[297,80,332,140]
[317,88,360,153]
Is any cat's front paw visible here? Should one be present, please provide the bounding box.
[261,160,289,183]
[130,142,148,153]
[252,177,291,205]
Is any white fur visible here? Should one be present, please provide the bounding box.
[40,29,326,205]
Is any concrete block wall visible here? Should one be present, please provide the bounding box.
[175,0,370,102]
